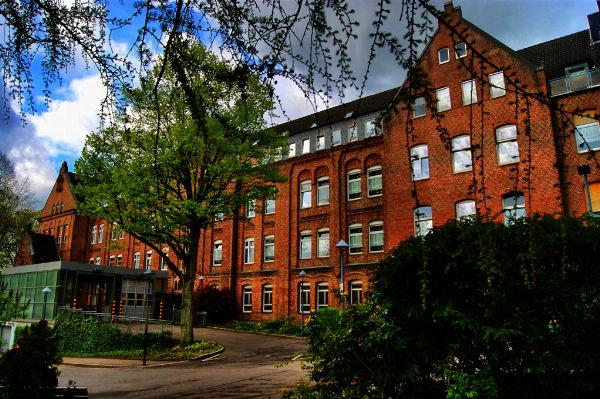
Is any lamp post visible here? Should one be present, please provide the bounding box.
[299,270,306,337]
[142,268,155,366]
[578,165,594,217]
[41,287,51,320]
[335,240,349,309]
[198,275,205,293]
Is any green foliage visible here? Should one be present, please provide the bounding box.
[53,313,171,355]
[0,321,62,398]
[290,215,600,399]
[210,316,301,336]
[61,341,221,360]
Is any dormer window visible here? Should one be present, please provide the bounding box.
[565,64,590,92]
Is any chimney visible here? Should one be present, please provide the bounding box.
[444,1,453,14]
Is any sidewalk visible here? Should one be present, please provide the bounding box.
[61,356,186,368]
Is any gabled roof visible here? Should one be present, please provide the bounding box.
[275,86,400,136]
[517,30,593,81]
[65,170,84,203]
[28,232,61,263]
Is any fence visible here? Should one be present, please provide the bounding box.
[164,309,207,324]
[57,307,173,335]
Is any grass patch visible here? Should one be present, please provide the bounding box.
[63,341,221,360]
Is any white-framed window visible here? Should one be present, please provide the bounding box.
[145,250,152,269]
[348,125,358,142]
[133,252,140,268]
[369,221,384,253]
[367,166,382,197]
[300,230,312,259]
[289,142,296,157]
[414,96,426,117]
[63,225,68,244]
[317,135,325,150]
[262,284,273,313]
[489,72,506,98]
[302,138,310,154]
[461,80,477,106]
[95,257,101,265]
[317,228,330,258]
[246,200,255,218]
[215,212,223,221]
[57,226,62,244]
[161,248,169,270]
[365,120,377,137]
[575,115,600,153]
[455,42,467,58]
[565,63,589,91]
[91,226,97,244]
[89,258,94,264]
[348,169,361,200]
[350,280,363,304]
[496,125,520,164]
[456,200,476,220]
[414,206,433,237]
[436,87,451,112]
[452,135,472,173]
[349,223,362,255]
[317,177,329,205]
[300,180,311,208]
[503,194,526,225]
[116,254,122,267]
[586,182,600,213]
[60,202,64,212]
[299,282,310,313]
[332,129,341,146]
[242,285,252,313]
[265,199,275,214]
[98,224,104,243]
[438,48,449,64]
[317,282,329,309]
[411,145,429,180]
[51,205,55,215]
[264,235,275,262]
[119,230,124,240]
[111,223,117,240]
[244,238,255,264]
[108,255,115,266]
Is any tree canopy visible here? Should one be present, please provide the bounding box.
[73,41,288,346]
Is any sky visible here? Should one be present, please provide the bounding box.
[0,0,597,208]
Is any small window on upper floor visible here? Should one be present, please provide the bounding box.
[265,199,275,214]
[496,125,520,164]
[349,224,362,254]
[574,110,600,153]
[108,255,115,266]
[289,142,296,157]
[414,206,433,237]
[348,125,358,142]
[300,230,312,259]
[347,169,361,200]
[436,87,451,112]
[317,228,330,258]
[461,80,477,106]
[91,226,97,244]
[489,72,506,98]
[302,138,310,154]
[367,166,382,197]
[161,247,169,270]
[317,135,325,150]
[300,180,312,208]
[414,97,426,118]
[264,235,275,262]
[365,120,378,137]
[51,205,55,215]
[369,221,384,253]
[452,135,472,173]
[411,145,429,180]
[60,202,64,212]
[116,254,122,267]
[317,177,329,205]
[213,241,222,266]
[332,129,341,146]
[246,200,256,218]
[455,42,467,59]
[244,238,255,264]
[133,252,140,268]
[95,257,101,265]
[98,224,104,244]
[438,48,449,64]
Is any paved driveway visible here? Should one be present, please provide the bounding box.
[58,328,309,399]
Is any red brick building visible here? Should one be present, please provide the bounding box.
[12,1,600,321]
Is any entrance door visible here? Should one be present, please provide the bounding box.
[121,278,153,318]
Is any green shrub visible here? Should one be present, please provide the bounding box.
[53,313,171,354]
[291,215,600,399]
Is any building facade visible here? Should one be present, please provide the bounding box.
[13,1,600,321]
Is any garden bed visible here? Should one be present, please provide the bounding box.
[62,341,222,360]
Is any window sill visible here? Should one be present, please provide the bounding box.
[453,169,472,175]
[349,252,363,256]
[263,260,274,263]
[413,177,430,182]
[348,197,361,202]
[367,194,383,198]
[369,250,384,254]
[265,212,275,215]
[498,160,520,166]
[462,102,478,107]
[490,93,506,100]
[317,202,330,207]
[413,113,426,119]
[436,108,451,113]
[300,206,312,210]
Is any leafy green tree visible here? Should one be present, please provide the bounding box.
[74,41,288,347]
[292,215,600,399]
[0,151,39,269]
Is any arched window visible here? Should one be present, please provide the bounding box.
[98,224,104,243]
[264,235,275,262]
[317,177,329,205]
[299,282,310,313]
[60,202,64,212]
[347,169,361,200]
[91,226,97,244]
[51,204,55,215]
[262,284,273,313]
[317,228,329,258]
[348,223,362,254]
[244,238,254,264]
[109,255,115,266]
[414,206,432,237]
[350,280,363,304]
[242,285,252,313]
[300,230,311,259]
[300,180,311,208]
[317,282,328,309]
[145,250,153,269]
[57,226,63,244]
[367,166,382,197]
[161,248,169,270]
[95,257,101,265]
[368,221,384,253]
[213,241,222,266]
[116,254,122,267]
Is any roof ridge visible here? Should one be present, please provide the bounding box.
[516,29,590,53]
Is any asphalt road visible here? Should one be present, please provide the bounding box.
[58,328,309,399]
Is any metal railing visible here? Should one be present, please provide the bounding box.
[57,307,172,335]
[549,68,600,96]
[163,309,207,324]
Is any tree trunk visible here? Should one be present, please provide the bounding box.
[180,275,195,347]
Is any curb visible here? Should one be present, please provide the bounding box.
[202,326,307,340]
[61,347,224,369]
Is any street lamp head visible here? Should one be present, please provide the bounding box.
[143,268,156,277]
[578,165,591,176]
[336,239,349,248]
[198,276,205,281]
[42,287,52,293]
[299,270,307,276]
